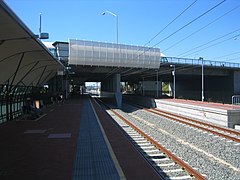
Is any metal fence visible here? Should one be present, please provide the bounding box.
[232,95,240,109]
[0,85,32,123]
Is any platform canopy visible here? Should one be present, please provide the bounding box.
[69,39,161,69]
[0,1,64,87]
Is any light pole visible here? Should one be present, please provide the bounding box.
[156,69,159,98]
[142,77,145,96]
[102,11,118,45]
[199,57,204,102]
[170,65,176,99]
[38,13,49,39]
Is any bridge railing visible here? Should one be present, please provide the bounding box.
[161,57,240,68]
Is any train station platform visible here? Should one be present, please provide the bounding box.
[156,98,240,130]
[0,95,160,180]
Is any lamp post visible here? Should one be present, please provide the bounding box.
[199,57,204,102]
[142,77,145,96]
[102,11,118,45]
[38,13,49,39]
[170,64,176,99]
[156,69,159,98]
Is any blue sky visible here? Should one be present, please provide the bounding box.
[4,0,240,62]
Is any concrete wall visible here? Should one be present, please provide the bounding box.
[175,76,201,100]
[142,81,162,97]
[175,75,233,103]
[123,95,156,108]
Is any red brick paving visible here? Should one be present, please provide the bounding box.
[0,97,161,180]
[0,99,82,180]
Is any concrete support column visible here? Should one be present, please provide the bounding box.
[113,74,121,92]
[234,71,240,94]
[113,74,122,108]
[169,82,173,97]
[100,74,122,108]
[227,109,240,129]
[64,78,69,99]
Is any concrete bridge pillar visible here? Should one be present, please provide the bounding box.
[100,74,122,108]
[234,71,240,95]
[113,74,122,108]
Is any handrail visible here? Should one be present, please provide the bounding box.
[232,95,240,109]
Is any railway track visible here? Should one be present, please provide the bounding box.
[144,108,240,143]
[96,99,206,180]
[122,103,240,179]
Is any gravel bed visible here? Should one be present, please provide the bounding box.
[112,104,240,180]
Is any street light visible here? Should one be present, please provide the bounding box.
[170,64,176,99]
[199,57,204,102]
[155,69,159,98]
[142,77,145,96]
[102,11,118,45]
[38,13,49,39]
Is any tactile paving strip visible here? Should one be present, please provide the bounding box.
[72,100,120,180]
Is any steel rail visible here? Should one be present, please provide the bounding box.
[93,98,166,179]
[110,109,206,180]
[153,108,240,136]
[146,109,240,143]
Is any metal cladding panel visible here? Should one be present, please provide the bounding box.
[69,39,161,69]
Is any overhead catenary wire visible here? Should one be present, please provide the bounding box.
[212,51,240,60]
[141,54,240,79]
[179,31,240,57]
[152,0,227,48]
[142,65,197,79]
[138,58,198,79]
[221,57,240,62]
[142,0,199,47]
[134,0,227,60]
[130,0,199,61]
[162,4,240,53]
[177,27,240,57]
[142,61,213,79]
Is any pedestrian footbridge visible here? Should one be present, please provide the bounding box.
[69,39,161,69]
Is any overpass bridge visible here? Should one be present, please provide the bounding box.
[50,40,240,106]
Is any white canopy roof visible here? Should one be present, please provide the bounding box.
[0,1,64,87]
